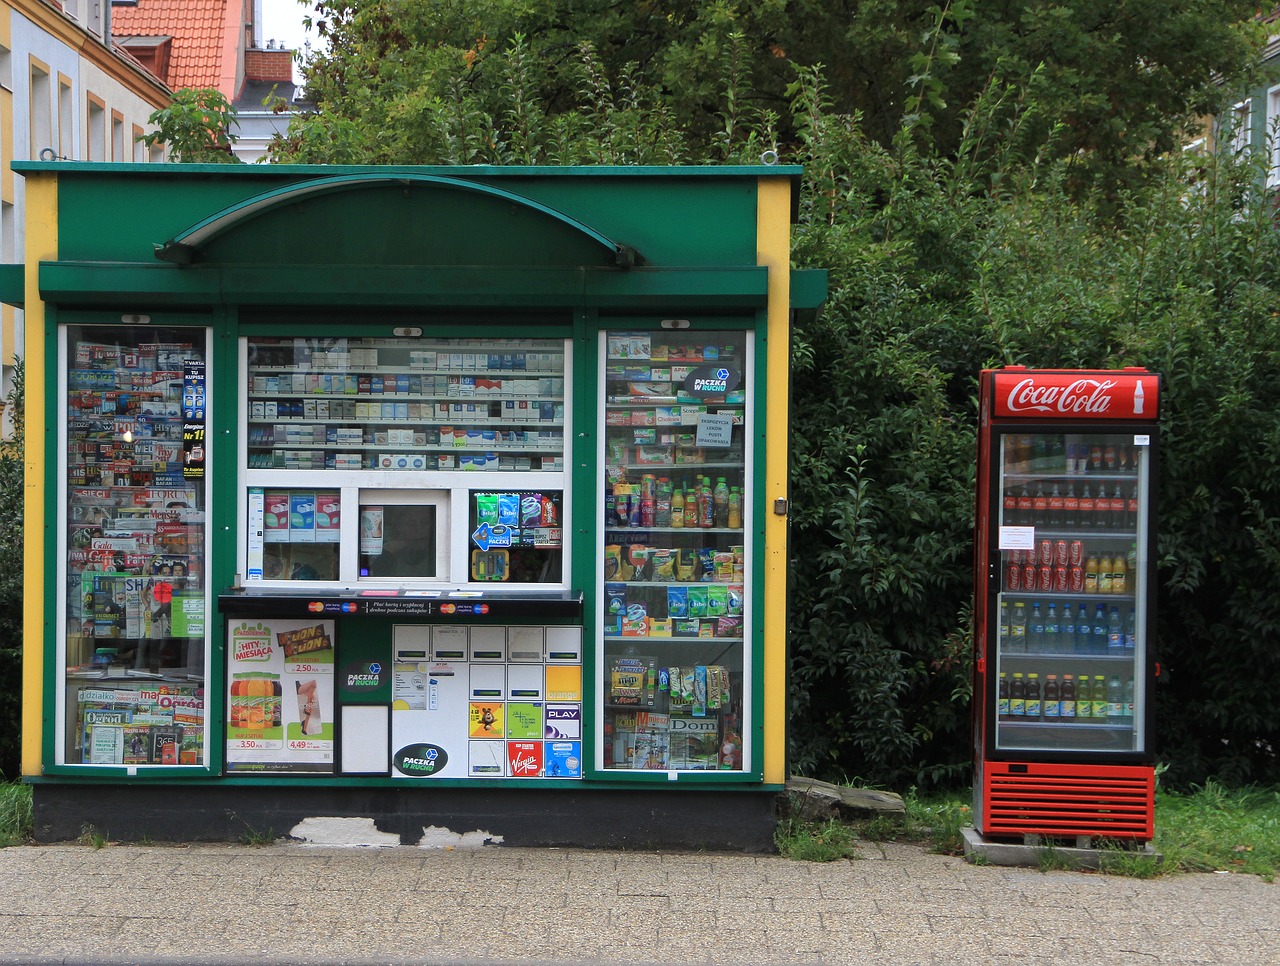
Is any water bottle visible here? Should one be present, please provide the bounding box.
[1075,604,1092,654]
[1030,602,1044,652]
[1062,605,1077,653]
[1092,604,1107,655]
[1124,677,1135,721]
[1107,607,1124,653]
[1125,608,1137,651]
[1107,674,1124,720]
[1009,603,1027,652]
[1044,603,1059,652]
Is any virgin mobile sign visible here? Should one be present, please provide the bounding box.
[991,371,1158,420]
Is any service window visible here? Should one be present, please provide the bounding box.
[240,334,569,588]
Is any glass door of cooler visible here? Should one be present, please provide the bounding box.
[597,329,751,772]
[994,430,1152,755]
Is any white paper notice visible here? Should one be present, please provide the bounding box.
[695,412,735,448]
[998,526,1036,551]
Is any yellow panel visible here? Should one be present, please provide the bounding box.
[757,177,791,785]
[22,172,55,777]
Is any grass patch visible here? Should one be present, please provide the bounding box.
[0,782,33,847]
[775,816,861,861]
[1154,781,1279,882]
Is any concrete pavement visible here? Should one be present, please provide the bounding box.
[0,838,1275,965]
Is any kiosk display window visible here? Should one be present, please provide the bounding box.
[60,325,210,767]
[598,329,752,772]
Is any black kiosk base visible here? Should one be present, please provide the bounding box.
[31,784,779,852]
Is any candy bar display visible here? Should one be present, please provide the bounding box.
[598,331,749,771]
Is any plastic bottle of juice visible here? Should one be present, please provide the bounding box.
[1043,674,1060,720]
[1060,674,1077,721]
[683,482,699,528]
[727,485,742,529]
[1092,675,1109,721]
[998,673,1010,720]
[1077,673,1094,721]
[1010,672,1026,718]
[698,476,714,528]
[1009,603,1027,652]
[1025,673,1042,719]
[713,477,729,528]
[671,486,685,528]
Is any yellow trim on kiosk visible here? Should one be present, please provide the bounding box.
[757,177,791,785]
[22,173,56,777]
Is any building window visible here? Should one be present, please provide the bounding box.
[87,95,106,162]
[59,77,73,159]
[30,59,52,161]
[132,123,145,162]
[1229,100,1252,157]
[1267,86,1280,186]
[112,111,124,160]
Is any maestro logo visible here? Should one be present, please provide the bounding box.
[394,743,449,777]
[342,661,384,692]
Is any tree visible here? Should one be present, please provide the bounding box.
[140,87,241,163]
[0,361,24,780]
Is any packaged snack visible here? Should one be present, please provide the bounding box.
[693,666,708,717]
[727,584,744,616]
[658,667,671,691]
[687,586,709,617]
[706,585,729,618]
[541,495,559,526]
[717,616,742,638]
[682,668,696,703]
[521,494,543,527]
[605,582,627,627]
[498,492,520,527]
[648,618,672,637]
[707,666,722,710]
[627,545,650,581]
[475,493,500,525]
[626,601,648,623]
[696,548,717,581]
[651,549,676,580]
[621,617,649,637]
[673,619,701,637]
[676,549,698,582]
[604,545,623,580]
[667,586,689,619]
[714,552,736,581]
[698,621,716,637]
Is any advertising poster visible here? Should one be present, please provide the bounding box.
[226,618,335,773]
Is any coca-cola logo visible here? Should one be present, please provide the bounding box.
[1006,378,1117,415]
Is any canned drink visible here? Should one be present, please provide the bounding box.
[640,498,655,527]
[1038,540,1053,566]
[1053,566,1069,592]
[1068,565,1085,593]
[1069,540,1085,567]
[1023,564,1038,591]
[1054,540,1069,567]
[1038,565,1053,591]
[1006,563,1022,591]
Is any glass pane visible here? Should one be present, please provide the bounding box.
[245,336,565,472]
[599,330,750,772]
[249,488,341,580]
[63,326,208,766]
[467,490,563,583]
[995,431,1150,754]
[359,504,439,578]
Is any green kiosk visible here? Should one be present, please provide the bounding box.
[11,162,825,848]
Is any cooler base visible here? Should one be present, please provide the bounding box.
[30,783,779,851]
[961,827,1161,869]
[976,760,1154,841]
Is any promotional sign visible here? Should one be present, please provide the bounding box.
[225,618,335,773]
[991,370,1157,421]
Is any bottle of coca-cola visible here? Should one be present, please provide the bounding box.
[1063,483,1079,528]
[1016,485,1033,526]
[1031,482,1048,526]
[1109,486,1127,531]
[1048,483,1064,528]
[1127,485,1140,529]
[1078,484,1095,530]
[1002,487,1018,524]
[1096,485,1114,530]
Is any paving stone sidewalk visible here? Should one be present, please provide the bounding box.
[0,839,1274,965]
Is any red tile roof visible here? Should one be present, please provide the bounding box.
[111,0,246,97]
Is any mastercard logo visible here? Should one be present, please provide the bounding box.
[308,601,324,613]
[440,604,456,615]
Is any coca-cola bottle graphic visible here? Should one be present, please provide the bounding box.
[1133,380,1145,415]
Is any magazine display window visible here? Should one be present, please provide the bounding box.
[60,325,210,767]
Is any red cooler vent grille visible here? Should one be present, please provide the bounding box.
[984,765,1154,839]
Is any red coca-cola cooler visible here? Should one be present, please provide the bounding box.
[972,367,1160,841]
